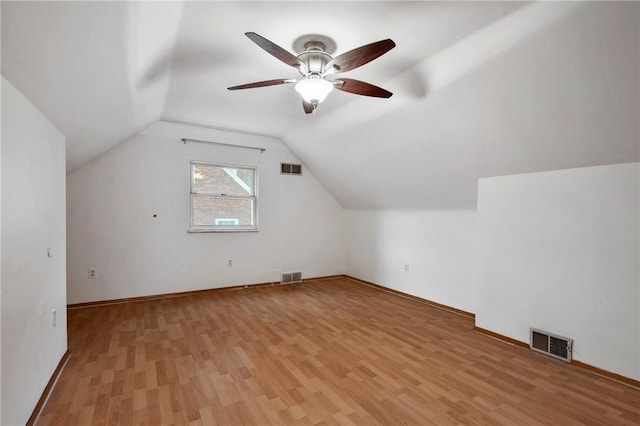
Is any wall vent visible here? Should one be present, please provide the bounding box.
[281,272,303,284]
[281,163,302,175]
[530,328,573,362]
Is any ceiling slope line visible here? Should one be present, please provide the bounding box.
[163,119,283,141]
[181,138,266,153]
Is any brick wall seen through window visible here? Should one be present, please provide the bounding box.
[190,162,257,231]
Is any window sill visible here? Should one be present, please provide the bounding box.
[187,228,258,233]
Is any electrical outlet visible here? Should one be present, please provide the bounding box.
[227,259,233,267]
[404,264,409,272]
[52,309,57,328]
[88,268,97,279]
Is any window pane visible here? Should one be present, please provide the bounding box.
[193,164,254,196]
[191,196,254,226]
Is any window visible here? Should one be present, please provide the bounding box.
[189,161,257,232]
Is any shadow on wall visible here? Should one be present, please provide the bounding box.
[415,1,578,96]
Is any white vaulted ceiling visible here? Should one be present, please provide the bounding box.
[2,1,639,208]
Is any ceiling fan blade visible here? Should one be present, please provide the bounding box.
[245,32,304,69]
[326,39,396,74]
[334,78,393,98]
[227,79,296,90]
[302,100,316,114]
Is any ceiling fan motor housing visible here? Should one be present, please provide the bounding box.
[297,41,332,75]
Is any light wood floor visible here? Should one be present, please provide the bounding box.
[38,278,639,425]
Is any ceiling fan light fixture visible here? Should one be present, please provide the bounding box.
[295,77,333,104]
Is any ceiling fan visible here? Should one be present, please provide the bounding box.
[228,32,396,114]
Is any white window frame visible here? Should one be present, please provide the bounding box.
[188,160,258,233]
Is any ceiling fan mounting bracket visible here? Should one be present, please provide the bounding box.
[292,34,337,55]
[303,41,326,52]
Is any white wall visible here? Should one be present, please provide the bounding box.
[475,163,639,380]
[1,77,67,425]
[66,121,345,304]
[0,70,3,426]
[346,210,476,313]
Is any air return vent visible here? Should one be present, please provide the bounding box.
[281,163,302,175]
[530,328,573,362]
[281,272,302,284]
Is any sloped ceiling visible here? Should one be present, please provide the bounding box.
[2,1,638,209]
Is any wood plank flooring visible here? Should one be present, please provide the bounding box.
[38,278,639,425]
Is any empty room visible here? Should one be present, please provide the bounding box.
[1,1,639,425]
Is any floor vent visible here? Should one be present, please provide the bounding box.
[530,328,573,362]
[281,163,302,175]
[281,272,303,284]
